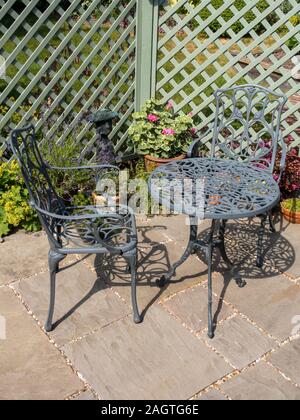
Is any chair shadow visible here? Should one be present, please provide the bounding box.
[52,215,295,334]
[52,226,174,328]
[92,225,208,320]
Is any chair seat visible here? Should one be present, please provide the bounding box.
[57,204,137,253]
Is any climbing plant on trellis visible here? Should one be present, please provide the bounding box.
[0,0,137,158]
[156,0,300,148]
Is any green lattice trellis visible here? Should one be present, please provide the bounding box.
[0,0,300,157]
[0,0,137,158]
[156,0,300,149]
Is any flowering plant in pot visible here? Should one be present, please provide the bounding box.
[128,99,197,171]
[272,135,300,222]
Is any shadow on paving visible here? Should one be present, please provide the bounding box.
[50,217,295,335]
[194,215,295,333]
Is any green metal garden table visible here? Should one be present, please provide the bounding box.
[149,157,280,338]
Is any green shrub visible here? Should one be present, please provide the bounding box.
[0,159,41,237]
[281,198,300,212]
[0,133,96,238]
[40,136,94,201]
[173,0,279,36]
[286,14,300,50]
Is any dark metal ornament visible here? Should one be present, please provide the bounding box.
[89,109,119,165]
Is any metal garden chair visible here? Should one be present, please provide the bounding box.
[9,124,141,332]
[188,84,288,267]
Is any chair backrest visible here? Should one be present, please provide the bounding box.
[9,125,65,244]
[211,85,287,172]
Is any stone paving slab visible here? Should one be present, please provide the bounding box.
[211,273,300,341]
[1,214,299,400]
[162,284,233,333]
[224,218,298,279]
[0,231,49,285]
[69,389,97,400]
[268,338,300,386]
[195,389,227,400]
[62,306,232,400]
[145,215,212,246]
[220,362,300,400]
[195,219,295,279]
[87,243,208,316]
[273,217,300,279]
[14,260,130,347]
[201,316,276,370]
[0,287,83,400]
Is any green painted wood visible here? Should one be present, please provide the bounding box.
[156,0,300,148]
[1,0,299,158]
[135,0,159,111]
[0,0,137,157]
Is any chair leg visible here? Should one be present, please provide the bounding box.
[125,253,142,324]
[257,214,267,268]
[44,250,65,333]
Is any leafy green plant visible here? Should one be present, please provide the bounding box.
[0,132,97,238]
[170,0,277,36]
[285,14,300,49]
[0,160,41,237]
[40,136,94,201]
[281,198,300,212]
[128,99,197,159]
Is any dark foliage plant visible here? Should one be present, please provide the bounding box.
[274,137,300,199]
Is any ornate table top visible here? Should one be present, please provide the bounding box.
[149,158,280,220]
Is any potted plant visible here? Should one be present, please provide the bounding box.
[273,137,300,222]
[273,139,300,199]
[281,198,300,224]
[128,99,197,171]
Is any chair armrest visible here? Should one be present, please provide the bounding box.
[187,127,213,158]
[32,204,128,254]
[33,204,123,221]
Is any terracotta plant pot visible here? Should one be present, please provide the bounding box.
[144,154,186,172]
[92,192,120,206]
[281,202,300,224]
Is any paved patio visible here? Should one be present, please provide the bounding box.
[0,214,300,400]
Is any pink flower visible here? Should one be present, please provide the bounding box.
[286,135,294,145]
[188,112,193,117]
[265,141,272,148]
[273,174,279,182]
[166,101,174,110]
[292,184,298,191]
[191,128,197,135]
[231,141,240,150]
[147,114,159,123]
[162,128,175,136]
[289,148,297,156]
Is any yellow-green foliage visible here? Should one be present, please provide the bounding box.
[0,160,41,237]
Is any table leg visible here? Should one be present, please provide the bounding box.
[207,220,215,339]
[257,214,267,268]
[156,216,198,287]
[218,220,246,289]
[268,210,276,233]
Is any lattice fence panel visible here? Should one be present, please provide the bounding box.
[157,0,300,149]
[0,0,137,159]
